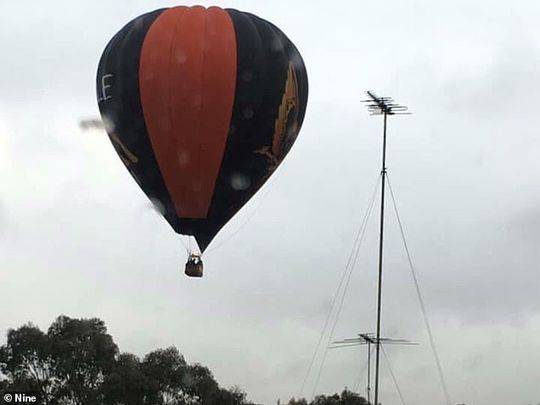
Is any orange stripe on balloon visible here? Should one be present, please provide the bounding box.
[139,6,237,219]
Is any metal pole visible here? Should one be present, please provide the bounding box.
[367,342,371,404]
[374,111,388,405]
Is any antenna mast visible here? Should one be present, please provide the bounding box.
[362,91,410,405]
[330,333,417,404]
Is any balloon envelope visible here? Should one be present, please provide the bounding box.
[97,6,308,251]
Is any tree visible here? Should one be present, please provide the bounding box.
[285,390,368,405]
[142,347,189,404]
[0,323,55,404]
[101,353,148,405]
[181,363,219,402]
[47,315,118,405]
[284,398,308,405]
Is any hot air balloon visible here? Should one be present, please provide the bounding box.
[96,6,308,276]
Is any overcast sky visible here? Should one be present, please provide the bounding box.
[1,1,540,404]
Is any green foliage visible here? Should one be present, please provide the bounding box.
[0,323,55,403]
[47,316,118,405]
[0,317,371,405]
[0,316,253,405]
[286,390,368,405]
[284,398,309,405]
[101,353,148,405]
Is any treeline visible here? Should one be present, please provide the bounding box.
[284,390,369,404]
[0,315,253,405]
[0,315,372,405]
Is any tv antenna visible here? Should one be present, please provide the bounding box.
[330,333,417,404]
[362,91,410,405]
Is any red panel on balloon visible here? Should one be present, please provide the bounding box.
[139,6,237,219]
